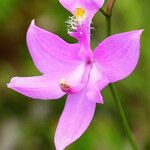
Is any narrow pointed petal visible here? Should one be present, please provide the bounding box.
[7,74,65,100]
[94,30,143,82]
[27,20,81,74]
[86,63,109,103]
[86,89,103,104]
[59,0,104,19]
[54,91,96,150]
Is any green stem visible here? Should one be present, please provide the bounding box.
[100,8,108,17]
[100,7,139,150]
[109,84,138,150]
[106,15,111,36]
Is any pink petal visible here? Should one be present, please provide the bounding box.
[94,30,143,82]
[54,91,96,150]
[7,74,65,100]
[66,83,85,94]
[86,89,103,104]
[86,63,109,103]
[59,0,104,19]
[59,62,86,94]
[64,62,85,86]
[27,20,81,74]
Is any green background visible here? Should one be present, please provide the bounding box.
[0,0,150,149]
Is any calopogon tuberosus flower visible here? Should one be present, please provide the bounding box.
[7,0,143,149]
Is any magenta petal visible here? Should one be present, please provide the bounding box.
[64,62,85,86]
[94,30,143,82]
[67,83,85,94]
[86,63,109,103]
[7,74,65,100]
[86,89,103,104]
[27,20,81,74]
[60,63,86,94]
[59,0,104,19]
[54,91,96,150]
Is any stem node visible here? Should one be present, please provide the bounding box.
[105,0,116,16]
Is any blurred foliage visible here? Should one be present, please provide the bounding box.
[0,0,150,150]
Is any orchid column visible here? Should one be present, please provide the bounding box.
[7,0,143,150]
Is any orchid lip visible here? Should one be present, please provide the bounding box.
[66,7,87,33]
[74,8,86,20]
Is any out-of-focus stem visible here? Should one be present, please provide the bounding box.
[99,1,139,149]
[109,84,139,150]
[106,15,111,36]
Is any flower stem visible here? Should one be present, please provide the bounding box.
[100,2,139,149]
[109,84,138,150]
[106,15,111,37]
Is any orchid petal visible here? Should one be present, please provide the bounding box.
[59,0,104,20]
[86,63,109,103]
[54,91,96,150]
[27,20,81,74]
[86,89,103,104]
[7,74,65,100]
[94,30,143,82]
[64,62,85,86]
[60,62,86,94]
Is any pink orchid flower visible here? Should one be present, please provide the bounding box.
[7,0,143,149]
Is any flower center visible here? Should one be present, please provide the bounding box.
[74,8,86,18]
[85,57,94,65]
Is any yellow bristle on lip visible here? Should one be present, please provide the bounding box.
[74,8,86,18]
